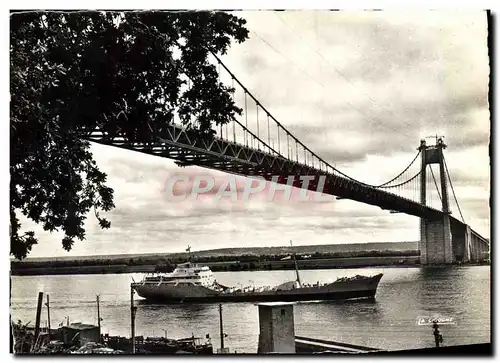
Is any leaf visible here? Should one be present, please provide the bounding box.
[10,11,249,259]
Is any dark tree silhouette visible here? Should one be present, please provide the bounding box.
[10,11,249,259]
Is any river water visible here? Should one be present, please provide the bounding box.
[10,266,490,353]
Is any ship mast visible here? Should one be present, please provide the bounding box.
[290,240,302,288]
[186,245,192,262]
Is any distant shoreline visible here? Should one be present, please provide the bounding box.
[12,255,420,276]
[10,241,489,277]
[13,241,420,263]
[10,254,489,277]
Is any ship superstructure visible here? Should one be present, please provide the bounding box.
[141,262,217,289]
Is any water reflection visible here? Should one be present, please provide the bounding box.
[417,265,458,279]
[137,302,215,320]
[137,300,210,310]
[414,266,490,331]
[296,299,385,328]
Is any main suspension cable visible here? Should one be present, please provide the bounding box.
[211,51,429,190]
[375,150,421,187]
[429,165,443,204]
[378,170,422,189]
[443,155,465,222]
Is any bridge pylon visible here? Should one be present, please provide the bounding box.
[418,137,454,265]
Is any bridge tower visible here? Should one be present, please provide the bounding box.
[418,137,454,265]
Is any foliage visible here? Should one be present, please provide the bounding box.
[12,320,34,354]
[10,249,420,274]
[10,11,249,259]
[154,263,175,273]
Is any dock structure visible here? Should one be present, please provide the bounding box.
[256,302,380,354]
[257,302,296,354]
[255,302,491,355]
[295,336,381,354]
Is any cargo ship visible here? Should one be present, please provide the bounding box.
[131,244,383,304]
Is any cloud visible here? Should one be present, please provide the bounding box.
[223,11,489,164]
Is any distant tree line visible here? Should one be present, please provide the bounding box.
[11,249,419,272]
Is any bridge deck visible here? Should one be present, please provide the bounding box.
[86,125,445,220]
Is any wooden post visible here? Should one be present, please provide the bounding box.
[96,295,101,342]
[219,304,224,350]
[130,285,136,354]
[45,295,51,341]
[33,292,44,350]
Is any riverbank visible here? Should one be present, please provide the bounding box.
[10,242,489,276]
[11,255,420,276]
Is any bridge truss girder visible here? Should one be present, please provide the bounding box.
[85,123,445,221]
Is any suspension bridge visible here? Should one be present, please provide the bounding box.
[84,52,489,265]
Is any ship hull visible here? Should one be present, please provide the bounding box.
[132,274,383,304]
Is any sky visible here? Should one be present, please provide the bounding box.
[19,10,490,258]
